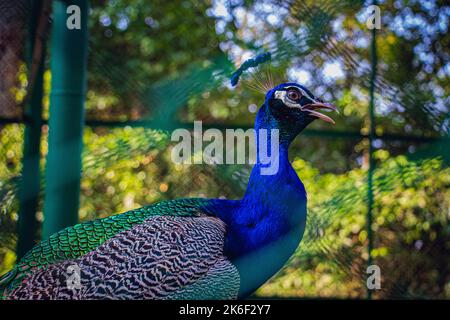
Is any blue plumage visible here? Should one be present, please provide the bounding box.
[204,82,338,297]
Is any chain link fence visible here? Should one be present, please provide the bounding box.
[0,0,448,298]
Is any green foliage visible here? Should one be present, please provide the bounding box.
[0,125,23,275]
[258,155,449,298]
[87,0,227,120]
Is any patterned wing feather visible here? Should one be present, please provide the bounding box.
[0,198,213,296]
[166,259,240,300]
[6,215,239,300]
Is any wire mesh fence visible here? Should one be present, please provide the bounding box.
[0,0,448,298]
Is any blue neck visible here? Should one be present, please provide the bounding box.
[241,135,306,237]
[207,110,307,297]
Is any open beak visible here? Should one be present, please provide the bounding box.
[302,102,339,124]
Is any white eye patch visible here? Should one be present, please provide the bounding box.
[274,90,301,108]
[284,85,316,101]
[274,85,318,109]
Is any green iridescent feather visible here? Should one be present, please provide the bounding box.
[0,198,212,296]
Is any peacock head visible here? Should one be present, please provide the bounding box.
[256,82,338,144]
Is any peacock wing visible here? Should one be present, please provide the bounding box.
[0,198,214,297]
[6,215,240,300]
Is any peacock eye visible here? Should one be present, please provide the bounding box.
[287,89,301,101]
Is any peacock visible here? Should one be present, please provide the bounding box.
[0,82,337,300]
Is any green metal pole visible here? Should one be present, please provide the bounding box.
[16,0,46,259]
[367,1,378,300]
[42,0,88,239]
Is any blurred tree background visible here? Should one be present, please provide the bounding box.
[0,0,448,298]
